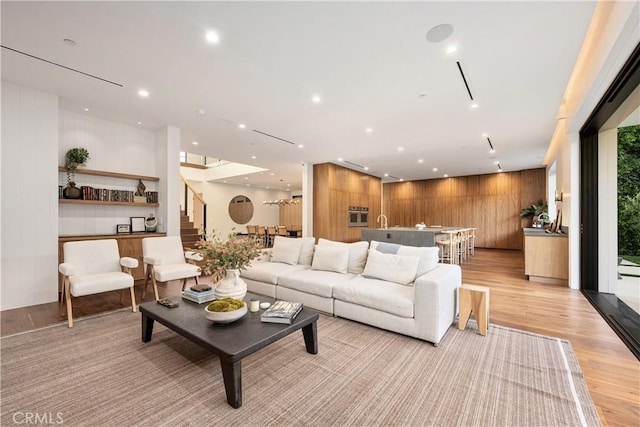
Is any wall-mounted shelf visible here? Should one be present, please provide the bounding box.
[58,167,159,182]
[59,199,159,207]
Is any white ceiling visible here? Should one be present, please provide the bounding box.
[1,1,597,192]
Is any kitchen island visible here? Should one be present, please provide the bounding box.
[361,227,457,247]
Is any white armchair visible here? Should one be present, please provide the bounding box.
[59,239,138,328]
[142,236,202,301]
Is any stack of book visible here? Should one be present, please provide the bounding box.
[260,300,303,324]
[181,287,216,304]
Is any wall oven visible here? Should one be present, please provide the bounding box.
[348,206,369,227]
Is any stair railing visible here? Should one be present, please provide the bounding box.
[180,175,207,240]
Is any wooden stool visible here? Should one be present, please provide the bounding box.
[458,284,490,336]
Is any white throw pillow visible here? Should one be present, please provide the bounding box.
[397,246,439,277]
[298,237,316,265]
[362,249,420,285]
[370,241,439,277]
[317,238,369,274]
[311,245,350,274]
[271,236,302,265]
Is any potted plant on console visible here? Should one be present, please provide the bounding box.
[520,198,550,228]
[63,147,90,199]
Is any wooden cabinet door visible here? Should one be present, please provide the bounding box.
[117,237,145,280]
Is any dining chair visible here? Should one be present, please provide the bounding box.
[267,226,277,247]
[256,226,267,247]
[59,239,138,327]
[277,225,288,237]
[142,236,202,301]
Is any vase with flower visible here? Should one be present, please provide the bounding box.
[196,230,262,300]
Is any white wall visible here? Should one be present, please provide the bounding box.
[58,110,159,236]
[155,126,181,236]
[1,81,59,310]
[184,179,289,238]
[544,1,639,289]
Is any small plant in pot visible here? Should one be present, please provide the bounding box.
[63,147,90,199]
[519,198,549,228]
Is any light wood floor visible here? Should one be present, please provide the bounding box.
[1,249,638,425]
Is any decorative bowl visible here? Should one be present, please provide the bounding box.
[204,299,247,323]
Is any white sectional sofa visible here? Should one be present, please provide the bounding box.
[241,236,462,345]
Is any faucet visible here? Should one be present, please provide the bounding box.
[377,214,388,230]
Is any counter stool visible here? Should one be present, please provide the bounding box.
[458,284,490,336]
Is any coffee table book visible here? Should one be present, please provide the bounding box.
[260,300,303,324]
[181,289,216,304]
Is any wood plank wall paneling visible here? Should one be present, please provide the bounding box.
[313,163,381,242]
[384,168,546,250]
[279,201,302,231]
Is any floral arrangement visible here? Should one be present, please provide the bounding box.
[196,230,262,282]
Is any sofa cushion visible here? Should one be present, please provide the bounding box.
[240,261,308,285]
[271,236,302,265]
[311,245,349,274]
[362,249,420,285]
[279,269,356,298]
[371,241,439,277]
[298,237,316,265]
[332,276,414,318]
[317,238,369,274]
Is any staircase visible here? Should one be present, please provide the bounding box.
[180,210,201,250]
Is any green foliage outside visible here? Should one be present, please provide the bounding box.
[618,125,640,258]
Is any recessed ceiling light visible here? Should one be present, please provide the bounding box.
[245,177,249,180]
[251,155,256,159]
[137,121,142,125]
[270,172,275,176]
[489,149,496,154]
[286,188,291,191]
[426,24,454,43]
[287,183,291,187]
[192,141,198,145]
[364,166,369,170]
[397,147,404,152]
[311,94,322,104]
[365,128,373,134]
[445,45,457,54]
[138,89,149,98]
[444,174,449,178]
[205,30,220,44]
[246,184,250,186]
[481,133,489,138]
[298,144,304,148]
[384,173,389,177]
[470,102,479,109]
[63,38,77,46]
[239,123,246,129]
[223,180,227,183]
[84,107,89,112]
[266,186,269,189]
[337,158,344,162]
[432,167,438,172]
[418,159,424,163]
[399,178,404,182]
[498,168,503,173]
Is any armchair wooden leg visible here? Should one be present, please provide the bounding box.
[119,289,125,305]
[182,278,187,291]
[65,279,73,328]
[60,277,68,317]
[129,286,137,313]
[150,269,160,301]
[142,265,151,299]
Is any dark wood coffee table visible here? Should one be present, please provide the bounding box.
[139,294,319,408]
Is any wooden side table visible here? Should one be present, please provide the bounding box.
[458,284,490,336]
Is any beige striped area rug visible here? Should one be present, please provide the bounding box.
[1,310,600,426]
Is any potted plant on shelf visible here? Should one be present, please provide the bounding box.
[196,230,262,300]
[520,198,549,228]
[63,147,90,199]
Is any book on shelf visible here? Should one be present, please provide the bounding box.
[181,288,216,304]
[260,300,303,324]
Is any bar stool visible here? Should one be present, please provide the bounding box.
[467,228,476,257]
[436,231,459,264]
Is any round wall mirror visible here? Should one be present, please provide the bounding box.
[228,195,254,224]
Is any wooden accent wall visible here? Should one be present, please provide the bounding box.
[383,168,546,249]
[279,200,302,231]
[314,163,382,242]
